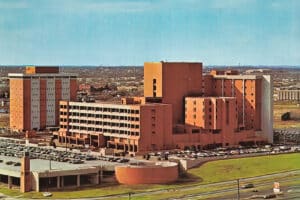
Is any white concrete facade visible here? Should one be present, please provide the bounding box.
[46,78,56,126]
[31,78,40,129]
[61,78,70,100]
[261,75,273,143]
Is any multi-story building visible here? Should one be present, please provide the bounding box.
[275,89,300,101]
[56,62,273,154]
[57,99,172,152]
[9,66,77,131]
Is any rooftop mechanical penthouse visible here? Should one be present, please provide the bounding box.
[55,62,273,154]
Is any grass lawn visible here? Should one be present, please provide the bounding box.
[21,183,178,199]
[0,185,22,197]
[189,153,300,184]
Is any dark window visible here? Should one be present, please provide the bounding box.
[192,129,200,133]
[226,101,229,124]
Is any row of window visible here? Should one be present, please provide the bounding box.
[61,125,140,136]
[72,107,139,114]
[65,121,140,129]
[61,112,140,121]
[59,105,140,114]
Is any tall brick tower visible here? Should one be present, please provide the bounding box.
[144,62,203,124]
[20,151,31,193]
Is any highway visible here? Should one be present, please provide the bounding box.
[59,170,300,199]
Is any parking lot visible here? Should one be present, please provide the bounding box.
[1,136,299,165]
[143,144,300,161]
[0,137,130,165]
[0,137,135,192]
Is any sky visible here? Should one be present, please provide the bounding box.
[0,0,299,66]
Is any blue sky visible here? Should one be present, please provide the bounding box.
[0,0,299,66]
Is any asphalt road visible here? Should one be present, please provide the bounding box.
[45,170,300,200]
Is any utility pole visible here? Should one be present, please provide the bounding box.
[65,136,67,152]
[237,179,240,200]
[45,170,49,192]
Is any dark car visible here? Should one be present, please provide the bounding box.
[241,183,254,189]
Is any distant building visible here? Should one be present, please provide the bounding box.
[9,66,77,131]
[56,62,273,154]
[275,89,300,101]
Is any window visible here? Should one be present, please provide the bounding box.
[212,130,221,134]
[153,79,157,97]
[192,129,200,133]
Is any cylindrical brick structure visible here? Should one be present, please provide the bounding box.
[115,162,178,185]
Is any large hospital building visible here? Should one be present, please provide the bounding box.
[55,62,273,154]
[9,67,77,131]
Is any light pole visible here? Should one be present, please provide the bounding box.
[65,135,67,152]
[45,170,49,192]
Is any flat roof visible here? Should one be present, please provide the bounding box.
[146,61,202,63]
[185,96,236,99]
[67,101,141,108]
[65,101,170,108]
[0,155,123,175]
[8,73,77,78]
[212,75,262,79]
